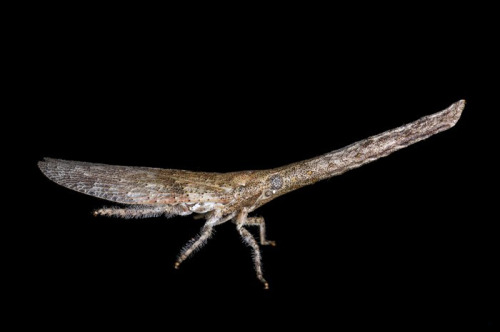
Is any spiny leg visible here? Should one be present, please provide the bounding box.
[94,204,193,219]
[175,212,221,269]
[175,225,212,269]
[237,226,268,289]
[94,206,169,219]
[245,217,276,246]
[236,209,268,289]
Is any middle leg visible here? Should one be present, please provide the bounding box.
[175,211,221,269]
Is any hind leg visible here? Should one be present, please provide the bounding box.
[94,204,192,219]
[93,206,167,218]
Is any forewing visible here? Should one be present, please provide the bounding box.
[38,158,234,205]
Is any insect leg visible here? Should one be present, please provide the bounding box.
[237,225,268,289]
[245,217,276,246]
[94,206,168,219]
[94,204,193,219]
[235,209,268,289]
[175,211,221,269]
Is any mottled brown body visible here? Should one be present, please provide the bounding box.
[38,100,465,288]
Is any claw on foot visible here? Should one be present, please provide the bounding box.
[264,282,269,290]
[174,262,181,269]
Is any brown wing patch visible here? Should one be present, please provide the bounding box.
[38,158,234,205]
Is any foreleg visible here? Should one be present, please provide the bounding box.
[245,217,276,246]
[236,209,268,289]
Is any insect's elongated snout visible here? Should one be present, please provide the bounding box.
[270,100,465,192]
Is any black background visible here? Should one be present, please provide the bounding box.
[13,5,498,329]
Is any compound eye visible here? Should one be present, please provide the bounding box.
[269,174,283,190]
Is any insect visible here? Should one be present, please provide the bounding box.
[38,100,465,289]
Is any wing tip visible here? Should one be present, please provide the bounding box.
[37,158,48,173]
[38,158,55,179]
[38,157,54,168]
[38,158,69,180]
[40,157,63,163]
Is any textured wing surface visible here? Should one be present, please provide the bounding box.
[38,158,234,205]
